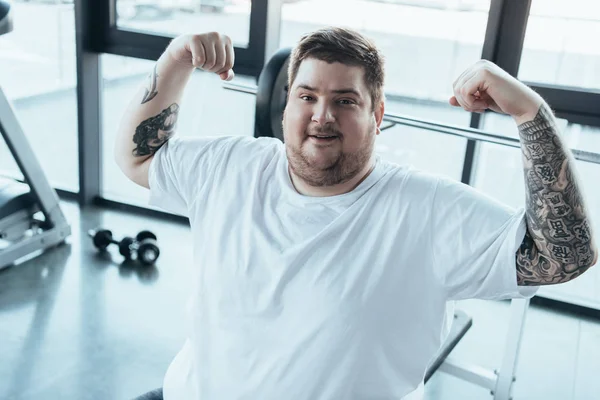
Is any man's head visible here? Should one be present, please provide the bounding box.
[283,27,385,189]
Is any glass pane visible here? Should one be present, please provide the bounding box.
[0,0,78,191]
[377,124,466,181]
[519,0,600,90]
[279,0,491,126]
[101,54,256,205]
[116,0,252,47]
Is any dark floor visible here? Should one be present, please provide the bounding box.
[1,200,600,400]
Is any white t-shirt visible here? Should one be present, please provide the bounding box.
[148,135,538,400]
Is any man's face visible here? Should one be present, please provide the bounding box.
[283,58,383,187]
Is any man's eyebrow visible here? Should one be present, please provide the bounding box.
[296,84,362,97]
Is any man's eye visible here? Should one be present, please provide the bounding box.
[338,99,355,105]
[300,95,313,101]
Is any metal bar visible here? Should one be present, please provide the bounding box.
[438,357,497,390]
[424,310,473,383]
[493,299,530,400]
[383,113,600,165]
[221,82,600,165]
[382,113,521,147]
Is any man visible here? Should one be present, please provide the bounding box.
[116,28,597,400]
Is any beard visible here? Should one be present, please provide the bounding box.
[284,123,375,187]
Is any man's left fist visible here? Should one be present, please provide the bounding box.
[449,60,543,124]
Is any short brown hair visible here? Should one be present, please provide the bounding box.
[288,27,385,111]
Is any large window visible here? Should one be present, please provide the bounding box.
[519,0,600,90]
[0,0,78,191]
[116,0,252,47]
[280,0,491,126]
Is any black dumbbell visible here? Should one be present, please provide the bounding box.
[135,231,160,265]
[88,229,160,265]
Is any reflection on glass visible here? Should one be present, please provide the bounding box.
[280,0,491,125]
[0,0,78,191]
[519,0,600,90]
[116,0,252,47]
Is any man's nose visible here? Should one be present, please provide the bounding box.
[311,102,335,125]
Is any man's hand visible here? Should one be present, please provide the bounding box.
[167,32,235,81]
[449,60,543,125]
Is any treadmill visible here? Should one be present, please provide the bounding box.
[0,0,71,269]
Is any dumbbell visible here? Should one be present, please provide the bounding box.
[88,228,160,265]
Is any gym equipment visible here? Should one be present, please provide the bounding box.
[0,0,71,270]
[88,228,160,265]
[254,47,291,142]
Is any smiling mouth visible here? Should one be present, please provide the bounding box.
[309,136,339,143]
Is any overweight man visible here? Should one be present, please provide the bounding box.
[115,27,597,400]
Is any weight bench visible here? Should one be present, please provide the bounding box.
[424,309,472,383]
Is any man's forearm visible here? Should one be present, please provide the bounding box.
[516,104,597,285]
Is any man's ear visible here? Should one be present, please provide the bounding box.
[375,101,385,135]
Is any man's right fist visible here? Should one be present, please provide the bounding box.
[167,33,235,81]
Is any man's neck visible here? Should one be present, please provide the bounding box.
[289,158,376,197]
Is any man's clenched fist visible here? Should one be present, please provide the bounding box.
[167,32,235,81]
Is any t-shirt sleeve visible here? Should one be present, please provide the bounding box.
[430,176,539,301]
[147,135,235,217]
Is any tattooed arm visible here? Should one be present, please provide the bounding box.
[114,33,235,188]
[449,60,597,286]
[515,105,598,285]
[114,51,193,189]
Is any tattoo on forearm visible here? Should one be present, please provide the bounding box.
[132,103,179,157]
[141,64,159,104]
[516,105,596,285]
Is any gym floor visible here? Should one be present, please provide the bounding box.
[1,200,599,400]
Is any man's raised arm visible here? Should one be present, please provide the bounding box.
[448,60,597,286]
[114,33,234,189]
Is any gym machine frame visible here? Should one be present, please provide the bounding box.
[222,53,600,397]
[0,0,70,269]
[0,85,71,269]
